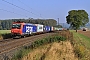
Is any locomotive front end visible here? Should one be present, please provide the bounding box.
[11,23,22,37]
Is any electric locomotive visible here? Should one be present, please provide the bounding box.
[11,21,37,38]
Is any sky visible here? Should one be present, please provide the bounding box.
[0,0,90,23]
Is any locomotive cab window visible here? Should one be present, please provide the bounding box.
[12,24,21,29]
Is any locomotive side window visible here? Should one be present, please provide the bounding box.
[12,24,21,29]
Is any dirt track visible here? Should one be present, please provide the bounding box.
[78,30,90,38]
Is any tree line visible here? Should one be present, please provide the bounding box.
[0,18,62,30]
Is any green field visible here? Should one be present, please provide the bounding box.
[0,30,11,34]
[70,30,90,59]
[70,30,90,49]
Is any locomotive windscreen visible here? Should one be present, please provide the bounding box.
[12,24,21,29]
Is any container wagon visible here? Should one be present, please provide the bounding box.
[34,24,44,34]
[43,26,52,32]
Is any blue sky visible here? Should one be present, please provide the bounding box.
[0,0,90,23]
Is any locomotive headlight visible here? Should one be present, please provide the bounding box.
[11,31,13,32]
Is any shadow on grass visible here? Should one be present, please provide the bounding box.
[1,33,12,39]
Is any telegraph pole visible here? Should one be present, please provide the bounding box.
[58,18,59,25]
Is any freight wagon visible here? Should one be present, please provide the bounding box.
[34,24,43,32]
[58,28,64,31]
[43,26,51,32]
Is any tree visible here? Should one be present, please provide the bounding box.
[55,25,62,28]
[66,10,89,32]
[0,18,57,30]
[0,21,2,30]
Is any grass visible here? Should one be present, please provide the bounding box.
[11,35,66,60]
[11,30,90,60]
[0,30,11,34]
[70,30,90,60]
[70,30,90,49]
[12,48,31,60]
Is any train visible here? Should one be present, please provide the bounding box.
[11,21,56,38]
[11,21,65,38]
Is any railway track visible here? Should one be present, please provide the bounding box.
[0,32,56,55]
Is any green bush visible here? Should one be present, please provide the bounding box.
[31,36,66,48]
[12,48,30,60]
[0,33,12,39]
[12,50,23,60]
[2,33,12,39]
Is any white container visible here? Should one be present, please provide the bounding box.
[55,27,59,30]
[34,24,43,32]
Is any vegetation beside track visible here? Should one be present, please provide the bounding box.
[2,30,90,60]
[70,30,90,60]
[0,30,10,34]
[11,33,66,60]
[0,30,11,40]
